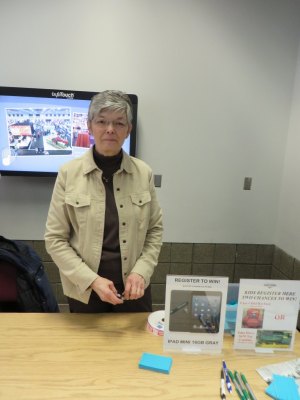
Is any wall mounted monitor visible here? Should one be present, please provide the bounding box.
[0,86,138,176]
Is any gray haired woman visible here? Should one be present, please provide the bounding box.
[45,90,163,312]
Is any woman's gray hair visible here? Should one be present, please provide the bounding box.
[88,90,133,123]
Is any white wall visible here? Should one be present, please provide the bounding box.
[276,38,300,260]
[1,0,300,250]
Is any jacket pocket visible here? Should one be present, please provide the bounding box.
[130,191,151,207]
[65,193,91,226]
[130,191,151,225]
[65,193,91,208]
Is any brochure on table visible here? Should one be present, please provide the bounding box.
[233,279,300,352]
[163,275,228,353]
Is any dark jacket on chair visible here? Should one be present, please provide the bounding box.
[0,236,59,312]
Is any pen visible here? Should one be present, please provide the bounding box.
[228,369,245,400]
[222,360,233,393]
[235,371,249,400]
[170,301,188,314]
[116,293,127,301]
[220,369,226,399]
[241,373,257,400]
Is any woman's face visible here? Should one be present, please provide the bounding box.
[88,109,132,156]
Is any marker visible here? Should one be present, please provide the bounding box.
[228,369,245,400]
[235,371,249,400]
[241,373,257,400]
[220,369,226,399]
[222,360,232,393]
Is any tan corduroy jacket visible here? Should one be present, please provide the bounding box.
[44,149,163,304]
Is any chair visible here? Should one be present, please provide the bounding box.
[0,260,20,311]
[0,235,59,312]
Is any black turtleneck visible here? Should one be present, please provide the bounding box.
[93,147,123,182]
[93,147,123,283]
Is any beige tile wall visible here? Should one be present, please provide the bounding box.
[23,241,300,312]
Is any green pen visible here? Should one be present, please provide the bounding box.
[241,373,257,400]
[228,369,245,400]
[234,371,249,400]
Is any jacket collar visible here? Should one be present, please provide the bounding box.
[82,147,133,175]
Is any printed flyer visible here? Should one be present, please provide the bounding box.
[163,275,228,353]
[233,279,300,351]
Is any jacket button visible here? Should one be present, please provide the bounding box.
[117,188,120,191]
[139,200,142,203]
[123,240,126,243]
[120,204,123,208]
[76,201,79,205]
[122,222,126,226]
[124,257,127,261]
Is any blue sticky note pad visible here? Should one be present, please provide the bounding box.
[265,374,300,400]
[138,352,173,374]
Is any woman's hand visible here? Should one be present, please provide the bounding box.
[123,272,145,300]
[90,276,123,305]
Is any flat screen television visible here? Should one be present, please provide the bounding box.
[0,86,138,176]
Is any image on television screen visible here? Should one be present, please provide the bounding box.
[0,87,138,176]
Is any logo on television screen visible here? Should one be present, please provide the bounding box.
[51,91,74,99]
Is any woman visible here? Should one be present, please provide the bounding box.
[45,90,163,312]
